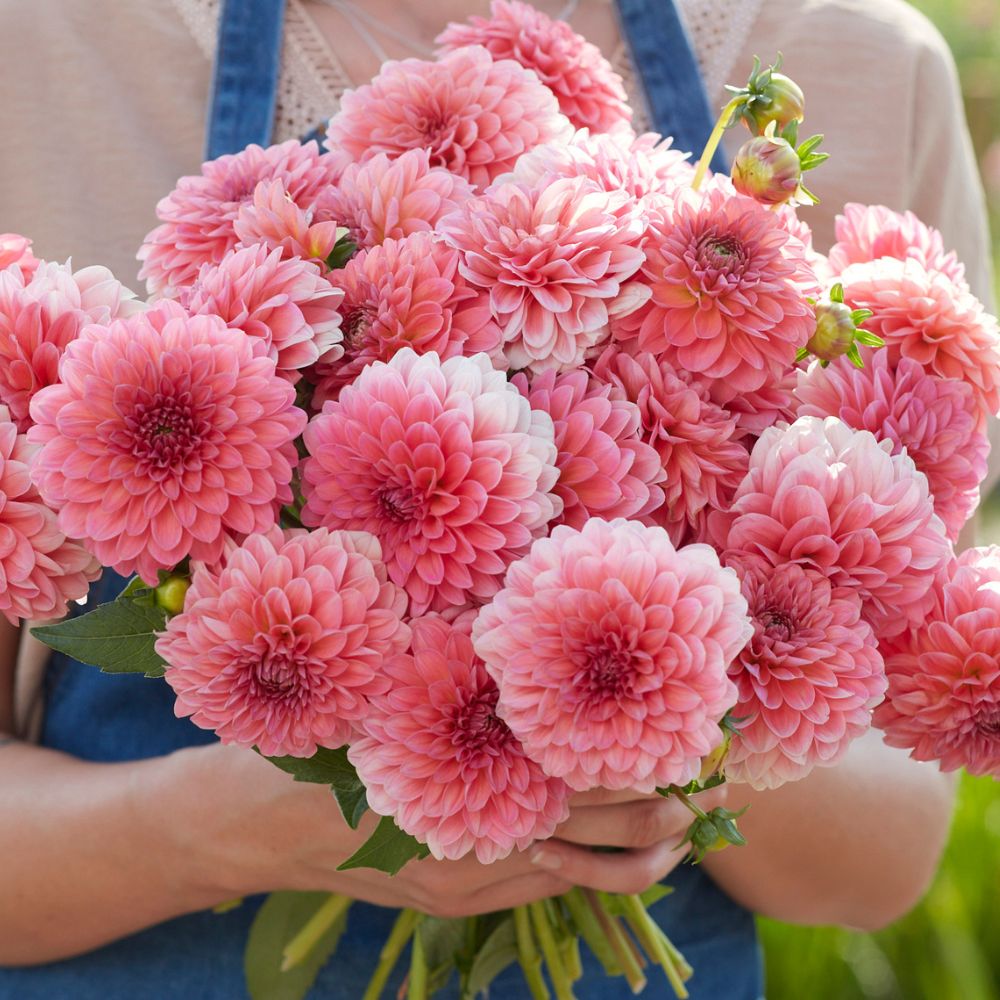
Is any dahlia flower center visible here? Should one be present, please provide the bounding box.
[342,305,375,352]
[975,708,1000,739]
[375,483,425,523]
[243,627,311,704]
[576,633,640,702]
[415,111,459,153]
[759,607,796,643]
[452,689,512,761]
[128,396,202,468]
[696,231,749,275]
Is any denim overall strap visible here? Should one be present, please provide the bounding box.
[614,0,728,173]
[204,0,288,159]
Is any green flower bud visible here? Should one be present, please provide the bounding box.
[732,136,802,205]
[155,575,191,615]
[742,71,805,135]
[800,284,883,367]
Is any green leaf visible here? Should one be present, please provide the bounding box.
[462,917,519,999]
[325,234,357,271]
[417,916,468,994]
[639,884,674,908]
[245,891,349,1000]
[337,815,430,875]
[31,596,167,677]
[263,747,369,829]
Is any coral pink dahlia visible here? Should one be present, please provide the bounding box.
[0,233,39,278]
[472,518,750,792]
[308,233,501,404]
[611,181,819,395]
[158,527,410,757]
[874,547,1000,777]
[827,203,965,285]
[436,1,631,135]
[721,416,951,639]
[301,349,561,615]
[838,257,1000,419]
[325,149,474,250]
[138,140,341,297]
[795,352,989,542]
[349,614,570,862]
[510,368,665,529]
[324,45,572,190]
[184,244,344,383]
[440,177,644,373]
[28,301,306,583]
[724,556,886,789]
[0,405,99,624]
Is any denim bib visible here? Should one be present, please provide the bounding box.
[0,3,761,996]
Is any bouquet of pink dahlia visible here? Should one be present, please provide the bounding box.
[8,3,999,998]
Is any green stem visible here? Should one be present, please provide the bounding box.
[620,895,690,1000]
[280,893,352,972]
[529,900,576,1000]
[581,889,647,994]
[515,906,551,1000]
[562,888,622,975]
[547,900,582,983]
[408,929,428,1000]
[362,909,421,1000]
[691,96,743,191]
[668,785,711,823]
[657,926,694,982]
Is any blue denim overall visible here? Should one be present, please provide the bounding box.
[0,2,758,996]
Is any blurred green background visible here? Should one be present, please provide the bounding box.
[761,1,1000,996]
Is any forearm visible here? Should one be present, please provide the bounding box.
[702,730,955,931]
[0,740,229,965]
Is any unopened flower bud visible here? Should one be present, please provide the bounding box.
[743,72,805,135]
[800,283,882,367]
[732,136,802,205]
[155,575,191,615]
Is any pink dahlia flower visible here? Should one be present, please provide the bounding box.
[183,244,344,383]
[28,301,306,583]
[309,233,501,404]
[874,547,1000,777]
[721,416,951,639]
[592,348,749,544]
[721,365,798,442]
[0,233,39,278]
[325,149,474,250]
[436,1,630,135]
[611,181,819,395]
[324,45,572,190]
[795,352,989,542]
[828,203,965,284]
[232,179,342,266]
[838,257,1000,419]
[0,406,99,624]
[350,614,570,862]
[509,131,694,202]
[301,349,561,614]
[138,140,341,297]
[510,368,665,529]
[440,176,644,373]
[159,527,410,757]
[472,518,750,792]
[724,556,886,789]
[0,261,141,432]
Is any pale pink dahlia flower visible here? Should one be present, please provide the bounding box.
[350,614,570,862]
[795,352,989,542]
[724,556,886,789]
[721,416,951,639]
[324,45,572,190]
[472,518,750,792]
[436,1,630,134]
[721,366,798,442]
[0,261,141,432]
[611,181,818,395]
[508,131,694,202]
[828,203,965,284]
[874,547,1000,777]
[183,244,344,383]
[301,350,561,615]
[309,233,501,404]
[0,233,39,278]
[28,301,306,583]
[138,140,341,297]
[592,348,749,544]
[0,406,99,624]
[325,149,474,250]
[158,527,410,757]
[838,257,1000,418]
[440,176,644,373]
[510,368,665,529]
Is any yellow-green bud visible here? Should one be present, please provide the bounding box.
[732,136,802,205]
[155,575,191,615]
[807,301,860,363]
[743,71,805,135]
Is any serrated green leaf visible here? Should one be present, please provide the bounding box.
[462,917,519,999]
[337,815,430,875]
[245,891,349,1000]
[31,597,167,677]
[263,747,369,829]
